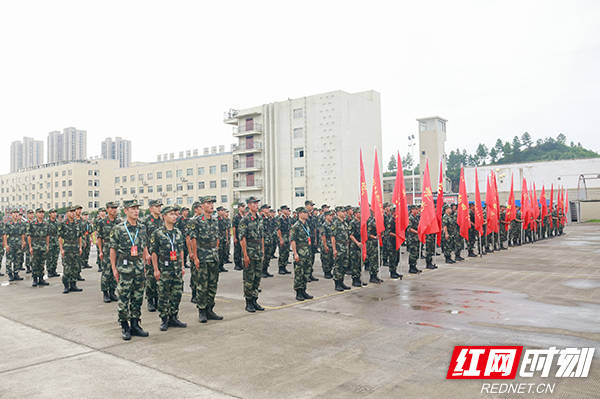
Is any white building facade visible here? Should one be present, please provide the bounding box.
[101,137,132,168]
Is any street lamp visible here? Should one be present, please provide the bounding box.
[408,134,416,205]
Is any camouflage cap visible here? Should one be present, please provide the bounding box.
[35,208,44,213]
[181,207,189,211]
[106,201,119,208]
[161,206,175,215]
[324,210,333,216]
[172,205,181,211]
[82,211,89,215]
[304,200,315,206]
[75,205,83,210]
[280,205,289,210]
[345,206,353,211]
[10,209,19,213]
[68,206,78,212]
[246,196,260,204]
[260,204,270,210]
[98,207,106,212]
[192,201,201,209]
[148,199,163,207]
[296,207,307,214]
[321,204,329,209]
[335,206,346,212]
[49,209,57,213]
[123,199,139,208]
[200,196,216,204]
[354,207,360,213]
[216,206,224,211]
[27,209,34,214]
[237,202,246,208]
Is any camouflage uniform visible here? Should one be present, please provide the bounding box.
[467,209,477,254]
[217,215,229,268]
[331,215,349,282]
[349,216,363,280]
[366,216,379,276]
[262,214,275,275]
[451,211,464,258]
[510,210,522,245]
[96,216,122,293]
[385,214,398,270]
[425,233,436,266]
[277,215,291,272]
[319,219,333,276]
[232,212,243,269]
[110,220,147,323]
[143,214,163,307]
[81,219,93,267]
[25,219,33,272]
[5,220,26,278]
[382,213,391,266]
[46,218,60,276]
[150,225,184,320]
[59,219,81,286]
[291,219,311,290]
[190,214,220,311]
[176,215,189,266]
[238,212,264,300]
[306,212,318,278]
[499,210,507,247]
[406,213,420,271]
[441,213,454,258]
[28,219,49,282]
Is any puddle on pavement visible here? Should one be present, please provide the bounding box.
[562,279,600,289]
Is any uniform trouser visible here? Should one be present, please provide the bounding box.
[196,258,220,310]
[145,263,158,302]
[25,250,31,270]
[0,246,4,273]
[46,244,59,274]
[407,240,419,267]
[366,240,378,275]
[116,266,145,323]
[234,240,242,268]
[305,248,315,281]
[278,239,290,268]
[387,241,399,273]
[7,246,23,275]
[96,244,101,266]
[468,229,476,252]
[31,247,47,279]
[333,243,348,281]
[454,234,464,256]
[270,239,277,258]
[61,246,79,285]
[442,235,453,258]
[100,245,117,292]
[158,267,183,319]
[219,241,227,266]
[349,246,362,279]
[382,236,389,264]
[190,263,199,299]
[82,241,91,266]
[243,257,262,299]
[425,234,436,263]
[183,245,189,267]
[293,248,310,290]
[263,241,273,272]
[320,245,333,274]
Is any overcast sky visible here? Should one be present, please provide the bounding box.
[1,1,599,174]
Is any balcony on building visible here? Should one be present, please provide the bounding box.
[223,109,261,125]
[233,178,264,191]
[232,141,263,154]
[233,157,262,172]
[233,122,263,137]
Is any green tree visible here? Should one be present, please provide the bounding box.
[494,139,504,159]
[387,154,397,172]
[556,133,566,145]
[475,144,489,165]
[489,148,498,163]
[403,152,414,171]
[521,132,533,148]
[512,136,522,153]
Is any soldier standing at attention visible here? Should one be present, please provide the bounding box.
[0,219,5,277]
[382,203,391,267]
[407,205,422,274]
[73,205,86,281]
[28,208,50,287]
[366,212,383,283]
[260,204,275,278]
[305,200,319,282]
[224,209,232,264]
[93,208,106,272]
[176,207,190,268]
[24,210,34,274]
[187,202,202,304]
[46,209,60,278]
[190,196,223,323]
[269,208,278,260]
[59,207,83,293]
[291,207,314,301]
[216,206,229,273]
[97,202,121,303]
[81,211,93,269]
[232,202,246,271]
[467,203,478,257]
[331,206,351,291]
[151,205,187,332]
[498,205,508,249]
[319,210,334,280]
[110,199,149,341]
[4,209,27,281]
[276,205,291,275]
[239,196,265,313]
[441,205,455,264]
[348,208,367,285]
[451,204,464,261]
[143,199,163,312]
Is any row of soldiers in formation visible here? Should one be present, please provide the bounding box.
[2,197,567,340]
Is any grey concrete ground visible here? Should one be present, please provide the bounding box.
[0,224,599,398]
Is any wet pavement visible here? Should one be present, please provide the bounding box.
[0,223,599,398]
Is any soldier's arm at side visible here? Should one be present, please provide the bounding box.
[110,248,119,281]
[151,252,160,281]
[3,235,8,252]
[291,239,298,262]
[28,235,33,253]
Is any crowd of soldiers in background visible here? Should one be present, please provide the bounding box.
[1,196,566,340]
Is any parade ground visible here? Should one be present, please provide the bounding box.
[0,223,598,399]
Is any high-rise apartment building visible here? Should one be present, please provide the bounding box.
[101,137,132,168]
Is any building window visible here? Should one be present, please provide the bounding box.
[130,175,135,182]
[187,197,193,205]
[166,184,173,192]
[176,169,183,178]
[62,181,66,187]
[123,188,127,194]
[294,167,305,177]
[220,164,228,173]
[88,180,93,186]
[157,185,163,193]
[147,172,153,180]
[139,200,144,206]
[209,165,216,175]
[198,181,205,189]
[176,184,183,191]
[131,187,136,194]
[148,186,154,193]
[294,147,305,158]
[198,167,204,175]
[293,108,304,119]
[115,189,120,195]
[138,174,144,181]
[176,197,183,205]
[139,187,144,194]
[166,170,173,178]
[89,202,93,208]
[186,168,193,176]
[221,195,228,203]
[221,179,227,188]
[187,183,193,190]
[88,191,93,197]
[68,191,72,197]
[122,176,127,182]
[68,180,72,186]
[209,180,217,189]
[157,171,162,179]
[166,198,172,205]
[295,187,305,197]
[293,127,303,138]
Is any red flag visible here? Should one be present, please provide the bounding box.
[417,160,440,243]
[435,159,444,246]
[457,167,470,240]
[505,174,516,230]
[359,150,370,261]
[474,168,484,235]
[549,184,554,229]
[540,185,547,224]
[392,152,409,249]
[371,149,385,244]
[533,183,539,231]
[521,177,530,229]
[565,190,569,225]
[492,172,500,233]
[485,175,498,234]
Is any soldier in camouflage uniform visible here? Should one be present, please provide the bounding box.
[81,211,93,268]
[305,200,319,282]
[441,205,455,263]
[387,207,402,279]
[261,205,275,278]
[59,207,83,293]
[143,199,163,311]
[176,207,189,268]
[28,208,50,287]
[291,207,315,301]
[406,206,422,274]
[510,207,522,246]
[382,204,391,267]
[232,203,246,271]
[4,209,26,281]
[151,205,187,332]
[331,206,351,291]
[217,206,229,273]
[366,213,383,283]
[276,205,292,275]
[190,196,224,323]
[224,209,232,263]
[0,220,4,277]
[319,210,334,279]
[239,196,265,313]
[467,204,478,257]
[425,232,438,269]
[46,209,60,277]
[110,199,149,341]
[451,204,465,261]
[93,208,106,271]
[97,202,121,303]
[349,208,368,285]
[73,205,86,280]
[24,210,34,274]
[498,205,507,249]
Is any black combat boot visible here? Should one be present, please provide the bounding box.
[340,279,351,290]
[234,264,243,271]
[323,271,333,279]
[445,256,456,264]
[334,280,344,292]
[390,271,402,279]
[369,274,382,284]
[408,264,421,274]
[278,267,286,275]
[296,289,305,301]
[62,281,70,294]
[253,298,264,311]
[147,297,156,312]
[26,266,32,274]
[13,273,23,281]
[8,273,14,281]
[38,276,49,286]
[32,276,38,287]
[426,260,438,269]
[198,308,208,323]
[455,253,465,261]
[261,268,273,278]
[109,290,118,302]
[219,265,228,272]
[191,292,197,304]
[309,274,319,282]
[160,317,169,331]
[302,289,313,300]
[245,298,256,312]
[169,313,188,327]
[103,291,111,303]
[130,319,149,337]
[121,321,131,340]
[468,250,477,257]
[352,277,362,287]
[48,271,59,278]
[77,274,85,281]
[70,282,83,292]
[206,305,223,320]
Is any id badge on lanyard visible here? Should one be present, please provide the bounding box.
[167,231,177,261]
[124,223,139,257]
[131,245,138,256]
[169,250,177,261]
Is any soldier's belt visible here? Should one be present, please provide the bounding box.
[197,241,218,249]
